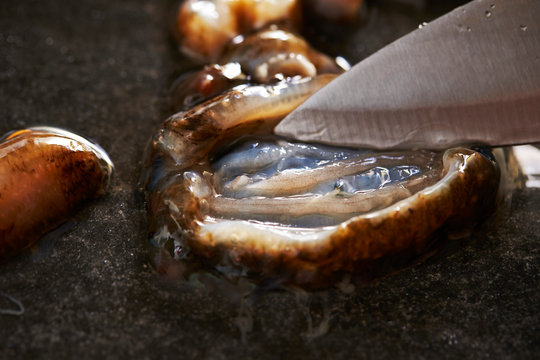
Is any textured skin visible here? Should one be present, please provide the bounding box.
[0,129,110,262]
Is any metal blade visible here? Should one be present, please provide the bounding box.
[275,0,540,149]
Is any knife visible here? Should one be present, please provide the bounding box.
[274,0,540,150]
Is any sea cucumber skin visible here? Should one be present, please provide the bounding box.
[0,127,113,262]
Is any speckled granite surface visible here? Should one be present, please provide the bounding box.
[0,0,538,358]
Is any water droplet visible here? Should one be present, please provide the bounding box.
[456,24,471,33]
[485,10,492,18]
[520,24,528,31]
[418,22,428,29]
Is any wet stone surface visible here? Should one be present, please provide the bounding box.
[0,0,539,358]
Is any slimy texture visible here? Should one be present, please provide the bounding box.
[0,127,113,262]
[145,0,500,288]
[194,148,499,287]
[142,76,500,287]
[175,0,301,62]
[174,0,365,62]
[170,26,345,111]
[219,26,344,83]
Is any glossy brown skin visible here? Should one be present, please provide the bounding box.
[170,64,247,111]
[175,0,302,62]
[143,72,500,288]
[219,26,343,81]
[170,26,344,111]
[0,128,112,262]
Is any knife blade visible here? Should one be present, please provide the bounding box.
[274,0,540,149]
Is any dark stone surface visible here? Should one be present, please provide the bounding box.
[0,0,538,358]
